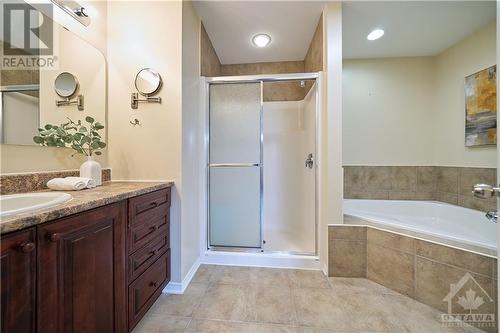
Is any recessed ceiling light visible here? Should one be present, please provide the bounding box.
[367,29,384,41]
[252,34,271,48]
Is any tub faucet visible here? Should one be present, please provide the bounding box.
[485,211,497,223]
[473,184,500,198]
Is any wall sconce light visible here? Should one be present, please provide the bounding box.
[50,0,91,26]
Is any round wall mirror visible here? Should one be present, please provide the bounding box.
[135,68,162,96]
[54,72,79,98]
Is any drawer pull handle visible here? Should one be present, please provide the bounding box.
[19,242,35,253]
[149,202,158,208]
[47,233,60,242]
[149,250,157,256]
[149,225,157,232]
[150,281,158,288]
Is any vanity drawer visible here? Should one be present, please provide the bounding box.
[128,210,169,254]
[128,233,169,282]
[129,188,171,225]
[128,251,170,329]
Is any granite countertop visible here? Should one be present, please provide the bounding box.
[0,181,174,235]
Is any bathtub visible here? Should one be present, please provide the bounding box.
[343,199,497,256]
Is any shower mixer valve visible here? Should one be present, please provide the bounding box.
[305,153,314,169]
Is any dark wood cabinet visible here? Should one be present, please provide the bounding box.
[127,188,171,331]
[1,228,37,333]
[0,187,171,333]
[128,251,170,327]
[128,233,169,281]
[37,202,127,333]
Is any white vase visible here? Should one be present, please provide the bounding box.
[80,156,102,186]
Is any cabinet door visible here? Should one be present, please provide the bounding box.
[37,202,127,333]
[0,228,36,333]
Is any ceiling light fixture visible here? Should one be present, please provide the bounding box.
[367,29,384,41]
[252,34,271,48]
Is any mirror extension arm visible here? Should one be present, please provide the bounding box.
[56,95,84,111]
[131,93,161,109]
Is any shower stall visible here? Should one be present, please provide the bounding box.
[205,73,319,256]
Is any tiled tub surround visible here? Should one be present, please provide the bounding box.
[329,225,498,332]
[0,168,112,195]
[344,166,496,212]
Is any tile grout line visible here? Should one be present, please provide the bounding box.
[148,265,474,333]
[183,265,217,331]
[190,267,301,330]
[288,270,300,330]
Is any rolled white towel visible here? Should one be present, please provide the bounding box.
[47,177,96,191]
[66,177,96,189]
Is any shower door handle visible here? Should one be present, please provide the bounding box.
[305,153,314,169]
[209,163,260,167]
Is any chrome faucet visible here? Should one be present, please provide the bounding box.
[485,211,497,223]
[472,184,498,223]
[473,184,500,198]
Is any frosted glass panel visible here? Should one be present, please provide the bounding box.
[209,167,261,247]
[209,83,261,164]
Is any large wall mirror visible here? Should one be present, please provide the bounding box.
[0,5,106,146]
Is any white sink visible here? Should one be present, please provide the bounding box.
[0,192,73,218]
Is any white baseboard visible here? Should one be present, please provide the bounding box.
[200,251,321,270]
[161,251,321,294]
[162,258,201,295]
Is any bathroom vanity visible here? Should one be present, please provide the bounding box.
[0,182,172,333]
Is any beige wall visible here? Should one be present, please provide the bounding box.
[107,1,182,181]
[1,0,108,174]
[343,22,496,168]
[433,22,496,167]
[343,57,435,166]
[106,0,204,286]
[107,0,183,281]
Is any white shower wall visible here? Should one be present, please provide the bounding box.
[262,84,316,253]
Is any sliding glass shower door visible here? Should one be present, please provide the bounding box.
[208,82,262,248]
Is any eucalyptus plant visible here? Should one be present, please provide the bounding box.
[33,116,106,157]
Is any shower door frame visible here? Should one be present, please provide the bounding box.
[205,72,320,256]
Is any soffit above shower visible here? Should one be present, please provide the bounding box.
[343,1,496,59]
[192,1,324,64]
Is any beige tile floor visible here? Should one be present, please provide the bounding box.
[133,265,483,333]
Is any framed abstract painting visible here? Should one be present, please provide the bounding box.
[465,65,497,147]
